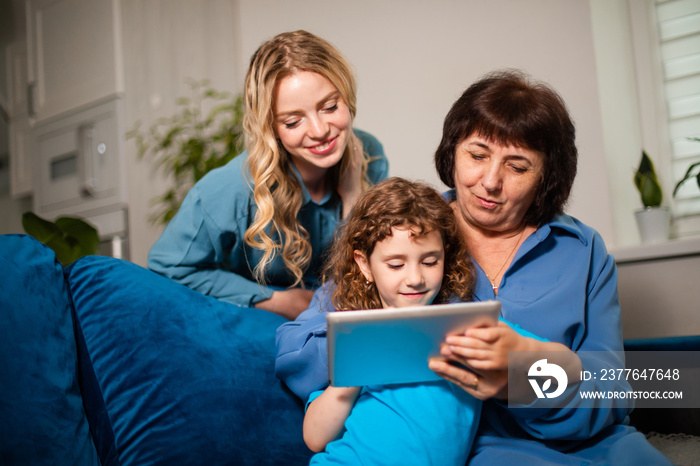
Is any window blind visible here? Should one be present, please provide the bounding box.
[656,0,700,230]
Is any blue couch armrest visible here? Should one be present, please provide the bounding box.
[65,255,312,465]
[624,335,700,436]
[624,335,700,352]
[0,234,99,465]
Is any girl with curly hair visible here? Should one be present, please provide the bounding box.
[324,176,475,312]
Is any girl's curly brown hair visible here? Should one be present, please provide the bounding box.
[322,177,476,311]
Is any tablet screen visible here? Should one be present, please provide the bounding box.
[327,300,500,387]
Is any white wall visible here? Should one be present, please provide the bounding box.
[120,0,240,264]
[3,0,640,264]
[618,254,700,339]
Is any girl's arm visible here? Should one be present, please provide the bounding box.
[275,283,336,401]
[303,386,361,452]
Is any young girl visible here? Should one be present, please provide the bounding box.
[303,177,481,465]
[148,30,388,319]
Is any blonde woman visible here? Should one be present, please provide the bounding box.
[148,31,388,319]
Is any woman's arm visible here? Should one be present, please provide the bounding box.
[432,232,633,440]
[509,234,633,440]
[303,386,361,452]
[148,185,277,309]
[254,289,314,320]
[148,163,316,318]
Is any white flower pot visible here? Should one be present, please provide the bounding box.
[634,207,670,244]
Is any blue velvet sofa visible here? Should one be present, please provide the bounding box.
[0,234,312,465]
[3,233,698,465]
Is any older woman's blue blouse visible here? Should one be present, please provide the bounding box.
[148,129,387,308]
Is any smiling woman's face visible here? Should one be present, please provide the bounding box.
[273,70,352,182]
[452,134,544,234]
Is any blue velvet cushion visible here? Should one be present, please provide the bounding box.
[65,255,311,465]
[0,234,99,465]
[624,335,700,352]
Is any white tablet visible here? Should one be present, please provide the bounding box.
[327,300,500,387]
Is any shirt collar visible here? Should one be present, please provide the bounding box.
[289,161,333,206]
[535,214,588,246]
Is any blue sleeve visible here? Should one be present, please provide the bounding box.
[148,183,274,308]
[506,234,632,440]
[275,282,336,401]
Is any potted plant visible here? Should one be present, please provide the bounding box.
[633,150,670,243]
[672,137,700,198]
[22,212,99,266]
[128,79,245,226]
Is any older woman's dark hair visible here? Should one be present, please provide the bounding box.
[434,69,577,226]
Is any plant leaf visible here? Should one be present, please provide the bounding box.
[126,78,245,225]
[22,212,61,244]
[634,151,663,207]
[673,161,700,197]
[638,174,663,207]
[55,217,100,258]
[22,213,99,265]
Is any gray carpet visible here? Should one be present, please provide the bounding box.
[646,432,700,465]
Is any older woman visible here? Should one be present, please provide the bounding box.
[275,70,670,464]
[425,70,670,464]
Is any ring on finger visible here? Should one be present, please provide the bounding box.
[471,375,479,390]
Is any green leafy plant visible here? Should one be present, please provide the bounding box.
[634,150,663,208]
[672,137,700,198]
[128,79,245,225]
[22,212,99,266]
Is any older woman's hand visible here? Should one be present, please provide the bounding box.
[430,321,582,403]
[428,356,507,401]
[429,321,529,400]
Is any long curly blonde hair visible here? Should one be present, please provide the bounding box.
[243,30,369,286]
[323,177,476,311]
